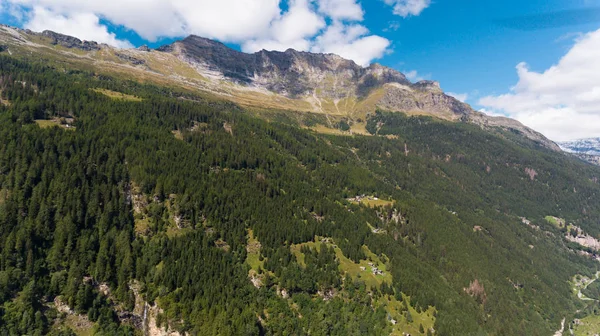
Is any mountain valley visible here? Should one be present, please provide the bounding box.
[0,25,599,336]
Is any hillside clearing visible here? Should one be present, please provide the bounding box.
[291,238,392,289]
[92,88,142,102]
[35,119,76,130]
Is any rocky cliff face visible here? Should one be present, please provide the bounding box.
[159,36,473,119]
[160,35,410,99]
[41,30,102,51]
[156,35,560,150]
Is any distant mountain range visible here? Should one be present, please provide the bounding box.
[0,25,560,151]
[559,138,600,156]
[558,138,600,165]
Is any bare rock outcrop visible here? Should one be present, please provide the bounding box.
[41,30,101,51]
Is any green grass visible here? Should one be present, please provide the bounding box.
[134,216,150,236]
[92,88,142,102]
[308,124,352,136]
[291,238,392,289]
[245,229,264,272]
[166,226,193,239]
[573,314,600,336]
[545,216,566,229]
[35,119,60,128]
[291,238,434,334]
[35,119,76,131]
[350,196,395,208]
[172,130,184,140]
[51,313,94,336]
[381,294,436,336]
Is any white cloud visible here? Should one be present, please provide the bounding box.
[242,0,324,53]
[24,6,132,48]
[479,29,600,141]
[309,22,390,66]
[383,0,432,17]
[316,0,363,21]
[6,0,281,42]
[479,108,507,117]
[447,92,468,103]
[404,70,418,81]
[404,69,430,82]
[4,0,392,65]
[383,21,401,32]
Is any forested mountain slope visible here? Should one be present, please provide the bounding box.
[0,25,559,152]
[0,53,600,336]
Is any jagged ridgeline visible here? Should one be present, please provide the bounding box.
[1,32,600,336]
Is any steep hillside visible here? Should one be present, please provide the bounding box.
[0,25,559,151]
[1,50,600,336]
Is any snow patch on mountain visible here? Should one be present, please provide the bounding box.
[559,138,600,156]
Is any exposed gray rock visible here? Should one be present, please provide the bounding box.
[571,153,600,166]
[155,35,560,151]
[42,30,101,51]
[378,83,473,120]
[116,52,146,65]
[138,45,151,52]
[159,35,410,98]
[467,113,561,151]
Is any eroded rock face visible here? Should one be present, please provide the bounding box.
[468,113,562,151]
[160,35,411,99]
[116,52,146,65]
[159,35,559,151]
[378,83,473,120]
[42,30,101,51]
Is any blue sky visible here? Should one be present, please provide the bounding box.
[2,0,600,140]
[367,0,600,104]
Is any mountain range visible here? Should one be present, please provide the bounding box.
[2,24,600,336]
[559,138,600,166]
[0,25,560,151]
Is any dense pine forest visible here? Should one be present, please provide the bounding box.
[1,54,600,335]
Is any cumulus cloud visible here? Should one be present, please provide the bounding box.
[316,0,363,21]
[311,22,390,66]
[447,92,468,103]
[24,6,133,48]
[242,0,325,53]
[404,69,430,82]
[479,28,600,141]
[3,0,394,64]
[384,0,432,17]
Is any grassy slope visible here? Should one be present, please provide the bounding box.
[290,238,434,334]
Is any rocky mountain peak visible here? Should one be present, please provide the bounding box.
[413,80,442,92]
[159,34,413,98]
[41,30,102,51]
